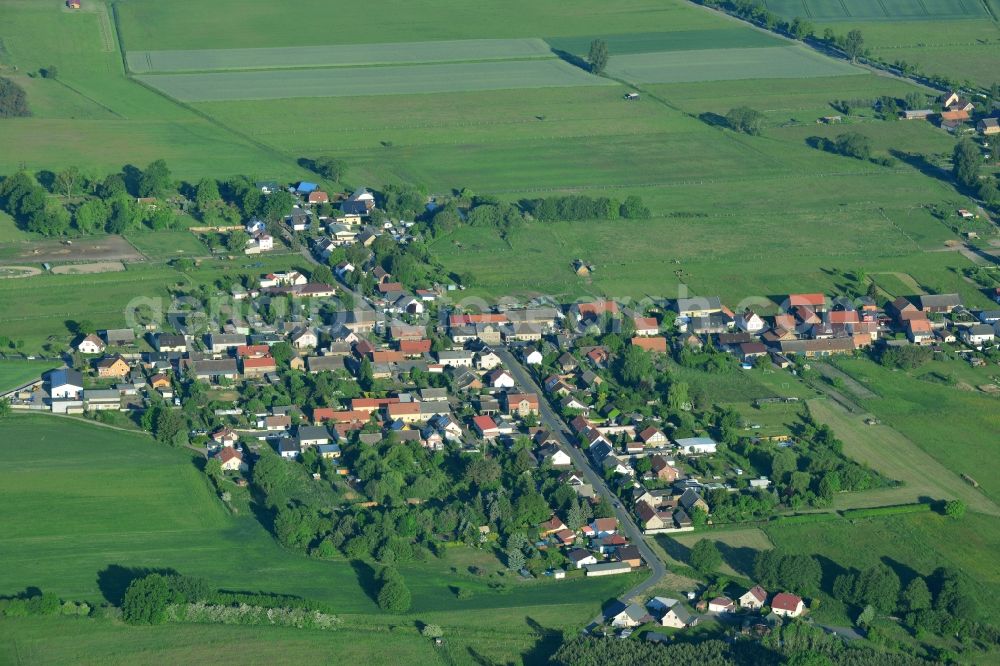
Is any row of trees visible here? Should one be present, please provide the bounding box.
[0,77,30,117]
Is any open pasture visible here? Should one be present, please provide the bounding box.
[138,59,614,102]
[0,235,142,266]
[123,231,211,260]
[0,360,58,393]
[605,46,865,84]
[764,0,989,20]
[126,38,554,74]
[115,0,729,50]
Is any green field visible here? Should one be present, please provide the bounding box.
[115,0,727,50]
[123,231,212,260]
[0,414,640,663]
[764,0,989,20]
[127,38,555,73]
[606,46,865,84]
[831,357,1000,503]
[0,360,58,393]
[138,59,614,102]
[546,28,786,55]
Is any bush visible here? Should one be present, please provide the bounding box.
[122,573,170,625]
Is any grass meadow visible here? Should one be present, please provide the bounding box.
[0,360,59,393]
[831,356,1000,503]
[0,414,639,663]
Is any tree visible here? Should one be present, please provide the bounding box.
[121,574,170,625]
[225,229,249,252]
[0,77,30,117]
[311,264,334,285]
[690,539,722,573]
[944,499,966,518]
[0,398,11,419]
[138,159,171,197]
[54,167,81,199]
[834,132,872,160]
[40,65,58,79]
[421,624,443,638]
[726,106,765,135]
[952,139,981,189]
[901,577,932,613]
[856,563,901,613]
[73,198,109,233]
[788,17,814,40]
[311,156,347,181]
[619,195,650,219]
[587,39,609,75]
[195,178,221,213]
[377,568,411,612]
[843,29,865,61]
[505,547,526,571]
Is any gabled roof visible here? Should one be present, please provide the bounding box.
[771,592,802,612]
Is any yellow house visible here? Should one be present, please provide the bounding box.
[96,356,130,378]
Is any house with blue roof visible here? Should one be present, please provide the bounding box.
[296,182,318,194]
[316,444,341,459]
[49,368,83,400]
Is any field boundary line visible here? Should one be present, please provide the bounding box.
[95,2,115,53]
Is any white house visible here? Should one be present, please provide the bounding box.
[476,350,503,370]
[217,447,247,472]
[708,597,734,613]
[674,436,718,455]
[260,271,307,289]
[610,603,648,629]
[437,350,474,368]
[736,310,766,333]
[771,593,805,618]
[540,445,572,467]
[566,548,598,569]
[76,334,105,355]
[485,369,515,389]
[660,604,697,628]
[963,324,995,347]
[739,585,767,610]
[291,328,318,349]
[523,347,544,365]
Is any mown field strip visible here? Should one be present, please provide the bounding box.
[605,45,865,84]
[765,0,988,20]
[545,28,785,55]
[126,37,554,73]
[137,59,616,101]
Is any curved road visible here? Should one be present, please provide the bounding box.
[496,349,667,625]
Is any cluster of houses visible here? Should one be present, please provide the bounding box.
[538,514,645,578]
[610,585,805,636]
[901,91,998,136]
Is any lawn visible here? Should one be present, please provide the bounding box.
[127,38,555,73]
[664,528,774,577]
[605,46,865,84]
[831,356,1000,503]
[0,414,639,663]
[138,59,614,102]
[123,231,211,260]
[0,360,59,393]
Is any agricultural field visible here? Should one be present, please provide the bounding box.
[122,231,212,261]
[137,59,614,102]
[666,527,775,577]
[765,0,1000,87]
[605,46,865,84]
[0,415,638,664]
[831,356,1000,503]
[0,359,58,393]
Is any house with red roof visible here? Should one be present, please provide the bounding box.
[631,336,667,353]
[217,446,247,472]
[739,585,768,610]
[472,415,499,439]
[771,592,805,617]
[633,317,659,336]
[241,355,277,377]
[788,293,826,311]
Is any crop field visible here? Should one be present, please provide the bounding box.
[606,46,865,84]
[545,28,785,55]
[138,59,614,102]
[764,0,989,20]
[0,415,638,664]
[831,357,1000,503]
[127,38,554,74]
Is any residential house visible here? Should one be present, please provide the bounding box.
[476,349,503,370]
[787,293,826,311]
[472,415,500,439]
[917,293,962,314]
[290,328,318,349]
[102,328,136,346]
[155,333,186,353]
[297,425,331,448]
[523,347,544,365]
[504,392,539,417]
[278,439,301,459]
[485,368,516,389]
[242,355,277,377]
[736,309,766,333]
[771,593,805,618]
[739,585,768,610]
[979,117,1000,136]
[638,427,667,448]
[963,324,995,346]
[557,353,578,372]
[610,603,650,629]
[96,356,130,379]
[679,488,709,515]
[708,597,735,613]
[316,444,342,459]
[217,447,247,472]
[540,515,567,537]
[539,445,572,467]
[650,456,680,482]
[591,517,618,537]
[660,604,698,629]
[77,334,105,354]
[437,350,474,368]
[633,316,659,336]
[906,318,933,345]
[208,333,247,353]
[566,548,598,569]
[637,501,671,531]
[211,426,238,447]
[189,360,239,382]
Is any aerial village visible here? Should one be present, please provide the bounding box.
[5,177,999,636]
